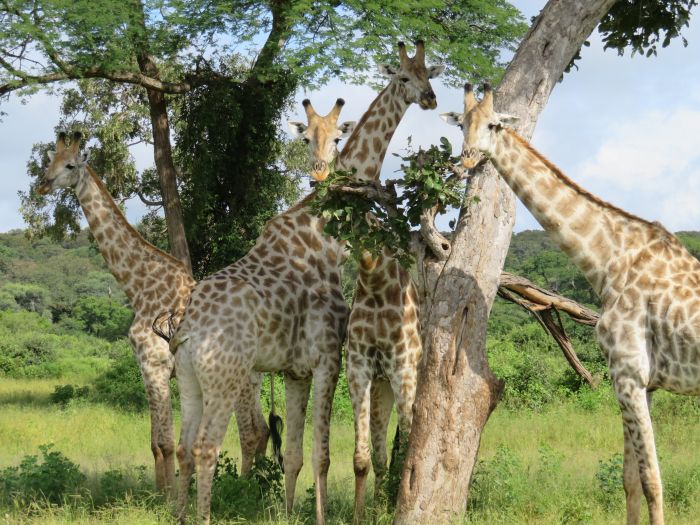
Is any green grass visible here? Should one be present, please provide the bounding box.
[1,379,699,523]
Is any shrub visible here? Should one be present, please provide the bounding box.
[467,444,524,513]
[50,384,90,407]
[595,453,624,511]
[90,346,147,411]
[210,453,283,520]
[72,296,133,341]
[0,444,86,505]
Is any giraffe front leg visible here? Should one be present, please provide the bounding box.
[369,379,394,504]
[283,375,311,516]
[133,336,177,499]
[312,365,340,525]
[614,378,664,525]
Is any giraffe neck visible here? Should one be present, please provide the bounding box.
[337,80,409,181]
[75,166,181,302]
[488,129,650,299]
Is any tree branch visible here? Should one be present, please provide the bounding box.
[137,190,163,207]
[497,271,600,388]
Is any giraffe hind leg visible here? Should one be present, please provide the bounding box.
[369,379,394,503]
[282,375,312,516]
[174,346,202,524]
[614,378,664,525]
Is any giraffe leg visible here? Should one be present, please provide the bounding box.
[236,376,265,476]
[241,372,269,473]
[174,346,203,524]
[614,378,664,525]
[192,389,241,525]
[133,334,177,499]
[386,352,418,504]
[347,360,372,524]
[312,366,340,525]
[369,379,394,503]
[283,374,311,516]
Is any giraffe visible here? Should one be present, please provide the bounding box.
[36,131,201,497]
[337,40,443,521]
[171,98,355,525]
[442,83,700,525]
[171,40,443,525]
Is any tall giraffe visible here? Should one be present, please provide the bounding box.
[36,131,199,497]
[172,99,355,525]
[442,83,700,525]
[338,40,443,521]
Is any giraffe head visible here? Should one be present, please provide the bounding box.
[288,98,355,181]
[37,131,90,195]
[440,83,518,168]
[378,40,444,110]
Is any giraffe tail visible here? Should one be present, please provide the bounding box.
[151,310,179,342]
[268,373,284,470]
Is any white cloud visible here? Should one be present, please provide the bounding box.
[577,108,700,191]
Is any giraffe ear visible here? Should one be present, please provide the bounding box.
[78,150,90,165]
[287,121,307,137]
[378,64,398,78]
[495,113,519,126]
[428,65,445,79]
[440,112,462,127]
[47,151,55,162]
[338,121,356,138]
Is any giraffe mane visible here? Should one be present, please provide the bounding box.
[85,165,191,270]
[338,83,394,161]
[505,129,668,232]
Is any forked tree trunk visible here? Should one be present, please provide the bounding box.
[394,1,617,522]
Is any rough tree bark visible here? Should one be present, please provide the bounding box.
[131,1,192,274]
[394,1,617,523]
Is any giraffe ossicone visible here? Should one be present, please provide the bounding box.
[444,82,700,525]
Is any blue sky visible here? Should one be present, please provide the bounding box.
[1,1,699,234]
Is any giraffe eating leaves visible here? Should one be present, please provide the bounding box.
[37,131,197,499]
[337,40,443,522]
[443,83,700,525]
[172,99,353,525]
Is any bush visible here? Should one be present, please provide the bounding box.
[0,444,86,505]
[595,453,624,511]
[90,346,147,411]
[467,444,524,513]
[50,384,90,407]
[72,296,133,341]
[210,453,283,520]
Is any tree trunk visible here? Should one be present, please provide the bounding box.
[394,1,617,523]
[136,53,193,275]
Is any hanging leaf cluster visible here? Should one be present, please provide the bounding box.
[312,138,464,268]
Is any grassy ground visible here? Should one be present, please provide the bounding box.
[1,378,700,523]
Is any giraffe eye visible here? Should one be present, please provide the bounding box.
[334,138,341,144]
[399,77,410,83]
[66,164,75,170]
[303,138,310,144]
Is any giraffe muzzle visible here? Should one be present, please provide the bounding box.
[36,181,51,195]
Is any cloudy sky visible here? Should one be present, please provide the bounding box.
[1,1,699,235]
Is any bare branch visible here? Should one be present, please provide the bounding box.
[137,191,164,207]
[497,271,600,388]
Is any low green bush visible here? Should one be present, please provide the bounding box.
[595,453,624,511]
[0,444,86,506]
[50,384,90,407]
[210,452,283,520]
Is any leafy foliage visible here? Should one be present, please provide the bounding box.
[175,63,302,276]
[595,453,624,511]
[72,296,133,341]
[0,444,86,506]
[599,0,697,57]
[90,344,149,411]
[312,139,463,268]
[210,452,284,520]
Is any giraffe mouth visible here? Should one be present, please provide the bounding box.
[36,181,52,195]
